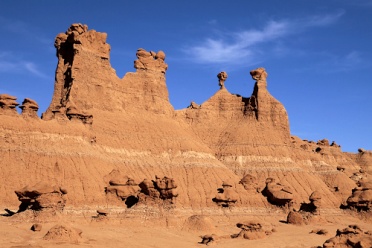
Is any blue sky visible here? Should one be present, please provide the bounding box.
[0,0,371,152]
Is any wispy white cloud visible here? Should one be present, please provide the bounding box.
[303,10,345,26]
[185,11,345,66]
[0,53,49,79]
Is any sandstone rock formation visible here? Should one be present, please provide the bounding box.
[262,178,294,207]
[43,224,83,243]
[213,181,238,207]
[346,179,372,211]
[138,176,178,204]
[231,221,272,240]
[19,98,39,119]
[287,211,304,225]
[0,23,369,216]
[309,191,322,214]
[0,94,19,116]
[104,170,140,208]
[14,182,67,213]
[239,174,260,192]
[323,225,372,248]
[217,71,228,89]
[182,215,215,233]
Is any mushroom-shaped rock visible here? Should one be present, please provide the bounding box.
[0,94,19,116]
[309,191,322,213]
[323,225,372,248]
[217,71,228,89]
[232,221,270,240]
[66,106,93,125]
[250,67,268,83]
[262,178,294,206]
[20,98,39,118]
[138,176,178,204]
[15,182,67,212]
[346,179,372,211]
[213,182,238,207]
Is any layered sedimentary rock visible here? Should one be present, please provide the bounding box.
[0,94,19,116]
[20,98,39,119]
[0,23,368,214]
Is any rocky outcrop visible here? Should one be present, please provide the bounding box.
[323,225,372,248]
[43,23,110,121]
[15,182,67,212]
[239,174,260,192]
[231,221,272,240]
[134,48,167,73]
[19,98,39,119]
[0,94,19,116]
[138,176,178,204]
[104,170,140,208]
[262,178,294,207]
[287,211,304,225]
[213,181,238,207]
[346,179,372,211]
[217,71,228,89]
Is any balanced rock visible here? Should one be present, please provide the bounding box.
[0,94,19,116]
[19,98,39,118]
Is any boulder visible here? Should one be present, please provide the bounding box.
[323,225,372,248]
[262,178,294,206]
[15,182,67,212]
[232,221,271,240]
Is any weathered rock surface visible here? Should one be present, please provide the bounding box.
[262,177,294,206]
[0,94,19,116]
[43,224,82,243]
[323,225,372,248]
[20,98,39,119]
[213,181,239,207]
[231,221,272,240]
[346,179,372,211]
[0,23,369,215]
[14,182,67,212]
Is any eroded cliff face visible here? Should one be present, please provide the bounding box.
[0,24,370,213]
[43,23,173,123]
